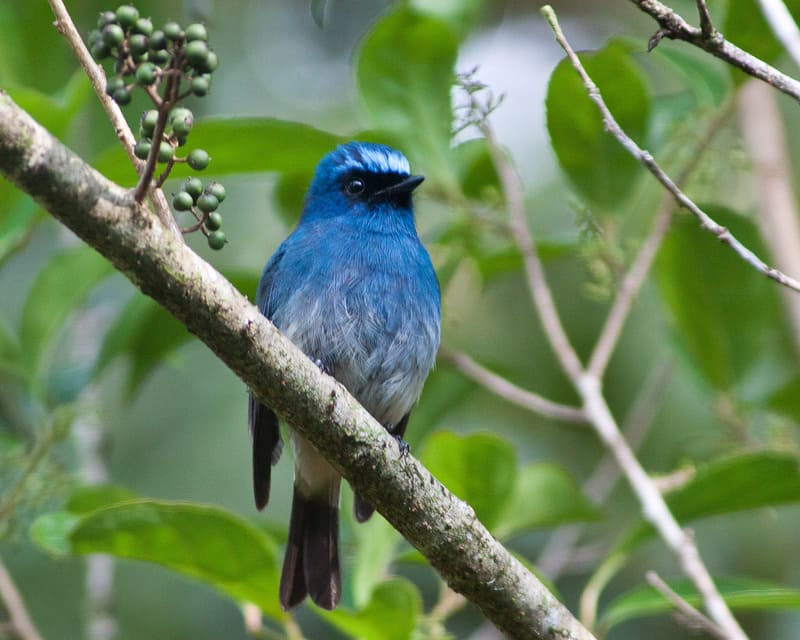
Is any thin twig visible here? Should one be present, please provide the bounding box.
[695,0,715,38]
[587,101,736,378]
[630,0,800,104]
[537,361,672,580]
[646,571,728,640]
[0,556,43,640]
[480,126,585,381]
[47,0,180,237]
[545,4,800,295]
[441,350,586,423]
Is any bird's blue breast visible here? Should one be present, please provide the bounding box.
[258,213,440,425]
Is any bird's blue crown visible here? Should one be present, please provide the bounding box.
[320,142,411,179]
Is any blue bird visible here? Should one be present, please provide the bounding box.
[248,142,441,610]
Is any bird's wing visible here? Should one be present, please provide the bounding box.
[249,244,288,510]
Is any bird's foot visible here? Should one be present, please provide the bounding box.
[309,356,329,375]
[393,434,410,458]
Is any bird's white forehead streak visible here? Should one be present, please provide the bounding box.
[342,147,410,175]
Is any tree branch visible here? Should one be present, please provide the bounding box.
[0,91,595,640]
[630,0,800,104]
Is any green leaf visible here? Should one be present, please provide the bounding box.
[451,138,500,201]
[94,118,345,186]
[95,271,259,397]
[600,577,800,632]
[619,451,800,552]
[9,69,91,139]
[66,484,138,515]
[656,208,793,394]
[546,39,650,209]
[317,578,421,640]
[649,45,730,108]
[409,0,484,39]
[66,500,284,620]
[29,511,80,556]
[724,0,800,74]
[494,463,600,539]
[421,432,516,531]
[357,7,460,192]
[0,197,40,266]
[348,514,401,609]
[20,246,113,388]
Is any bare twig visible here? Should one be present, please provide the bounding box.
[646,571,728,640]
[0,556,43,640]
[480,126,585,381]
[47,0,180,237]
[757,0,800,66]
[630,0,800,104]
[695,0,715,38]
[545,5,800,295]
[738,81,800,354]
[441,350,586,423]
[586,198,673,379]
[537,361,671,580]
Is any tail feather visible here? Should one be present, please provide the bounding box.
[249,395,282,511]
[280,487,341,610]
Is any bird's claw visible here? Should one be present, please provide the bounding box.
[394,434,410,458]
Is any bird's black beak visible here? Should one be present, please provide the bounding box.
[374,174,425,198]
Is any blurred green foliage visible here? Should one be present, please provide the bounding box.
[2,1,800,639]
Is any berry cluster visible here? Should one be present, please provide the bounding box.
[88,5,228,250]
[173,178,227,249]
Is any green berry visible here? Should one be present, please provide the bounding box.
[172,191,194,211]
[112,86,131,105]
[190,75,210,96]
[207,230,227,250]
[186,149,210,170]
[205,211,223,231]
[170,109,193,137]
[91,42,111,61]
[134,139,151,160]
[197,193,219,212]
[105,76,125,96]
[115,4,139,29]
[163,21,183,40]
[185,23,208,42]
[140,110,159,136]
[203,50,219,72]
[133,17,153,36]
[135,62,157,85]
[205,181,226,203]
[182,177,203,201]
[149,30,167,50]
[102,23,124,47]
[158,141,174,163]
[97,11,117,29]
[184,39,209,67]
[87,29,102,48]
[129,33,149,56]
[150,49,170,65]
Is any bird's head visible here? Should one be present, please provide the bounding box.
[301,142,424,222]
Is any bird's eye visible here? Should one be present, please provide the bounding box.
[345,178,365,196]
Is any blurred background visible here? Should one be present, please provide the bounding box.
[2,0,800,638]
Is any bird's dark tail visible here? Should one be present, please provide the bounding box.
[280,485,341,610]
[249,395,282,510]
